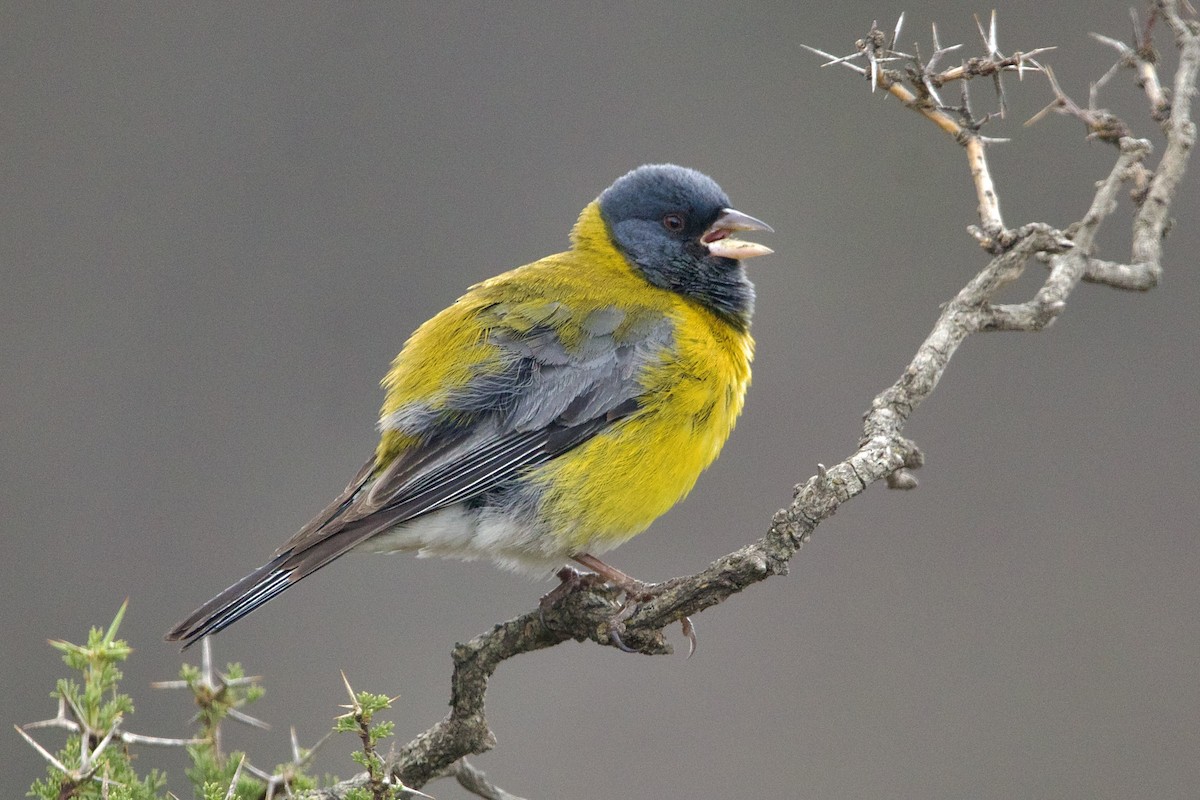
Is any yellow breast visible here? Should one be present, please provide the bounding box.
[532,296,753,554]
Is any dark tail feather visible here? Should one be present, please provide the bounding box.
[165,553,294,650]
[164,512,404,649]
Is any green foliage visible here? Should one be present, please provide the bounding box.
[20,604,417,799]
[178,659,265,752]
[27,758,168,800]
[48,602,135,734]
[26,602,168,800]
[193,755,261,800]
[185,747,256,800]
[334,678,410,800]
[19,603,348,800]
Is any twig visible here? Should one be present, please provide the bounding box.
[810,16,1053,250]
[1132,0,1199,271]
[979,138,1152,330]
[445,759,529,800]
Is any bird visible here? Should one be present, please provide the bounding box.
[166,164,772,649]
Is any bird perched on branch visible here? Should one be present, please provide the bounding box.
[166,164,772,649]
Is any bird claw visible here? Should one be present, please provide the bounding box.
[543,557,699,656]
[680,616,698,658]
[605,597,641,653]
[608,628,639,653]
[602,590,699,656]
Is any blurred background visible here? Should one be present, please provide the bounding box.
[3,3,1197,798]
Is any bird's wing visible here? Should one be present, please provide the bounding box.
[166,293,673,647]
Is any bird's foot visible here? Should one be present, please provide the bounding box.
[539,565,609,614]
[602,603,697,656]
[571,553,698,656]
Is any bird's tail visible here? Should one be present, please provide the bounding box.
[164,554,294,649]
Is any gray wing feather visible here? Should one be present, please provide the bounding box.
[166,302,673,648]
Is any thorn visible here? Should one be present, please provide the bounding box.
[1014,47,1055,82]
[338,670,361,715]
[975,10,1001,57]
[309,730,335,759]
[224,755,246,800]
[924,78,945,108]
[1089,31,1132,55]
[816,50,855,67]
[200,637,213,685]
[102,599,129,646]
[85,725,119,770]
[14,724,70,773]
[119,731,205,747]
[974,13,987,48]
[891,12,905,50]
[1025,101,1057,127]
[241,761,274,781]
[298,730,324,764]
[22,697,76,732]
[801,44,868,75]
[399,781,436,800]
[928,40,963,73]
[220,675,263,688]
[227,707,271,730]
[1090,60,1125,109]
[62,690,88,732]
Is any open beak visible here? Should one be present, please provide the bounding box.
[702,208,774,260]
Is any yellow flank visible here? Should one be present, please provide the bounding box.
[374,201,754,552]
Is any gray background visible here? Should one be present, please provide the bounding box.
[4,3,1197,799]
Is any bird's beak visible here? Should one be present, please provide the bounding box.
[702,208,774,260]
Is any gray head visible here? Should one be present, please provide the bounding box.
[598,164,772,330]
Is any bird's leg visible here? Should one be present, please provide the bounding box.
[571,553,697,656]
[572,553,653,599]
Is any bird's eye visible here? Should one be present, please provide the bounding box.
[661,213,685,232]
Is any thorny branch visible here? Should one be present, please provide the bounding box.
[298,4,1199,797]
[805,10,1057,251]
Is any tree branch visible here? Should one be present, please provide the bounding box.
[299,4,1199,796]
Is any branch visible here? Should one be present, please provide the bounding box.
[297,5,1199,796]
[1131,1,1199,273]
[1028,0,1199,291]
[980,138,1152,330]
[444,759,530,800]
[805,13,1054,251]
